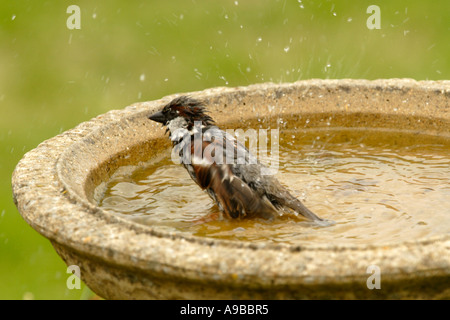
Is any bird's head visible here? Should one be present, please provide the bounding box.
[148,96,214,132]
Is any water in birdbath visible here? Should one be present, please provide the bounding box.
[96,127,450,246]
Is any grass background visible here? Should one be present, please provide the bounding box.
[1,0,448,299]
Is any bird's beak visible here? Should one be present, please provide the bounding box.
[148,111,166,124]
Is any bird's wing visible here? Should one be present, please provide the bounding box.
[189,134,276,219]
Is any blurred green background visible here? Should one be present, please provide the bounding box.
[1,0,448,299]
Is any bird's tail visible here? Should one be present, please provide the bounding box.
[268,182,324,222]
[283,196,323,221]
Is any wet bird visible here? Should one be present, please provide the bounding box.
[148,96,324,222]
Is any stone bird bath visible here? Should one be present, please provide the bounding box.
[12,79,450,299]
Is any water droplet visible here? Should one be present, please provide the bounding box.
[139,74,145,82]
[283,46,290,53]
[234,1,239,6]
[219,76,228,85]
[11,15,16,21]
[92,13,97,19]
[347,17,352,22]
[194,68,203,79]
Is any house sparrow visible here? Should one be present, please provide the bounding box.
[148,96,325,223]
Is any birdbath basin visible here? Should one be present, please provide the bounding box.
[12,79,450,299]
